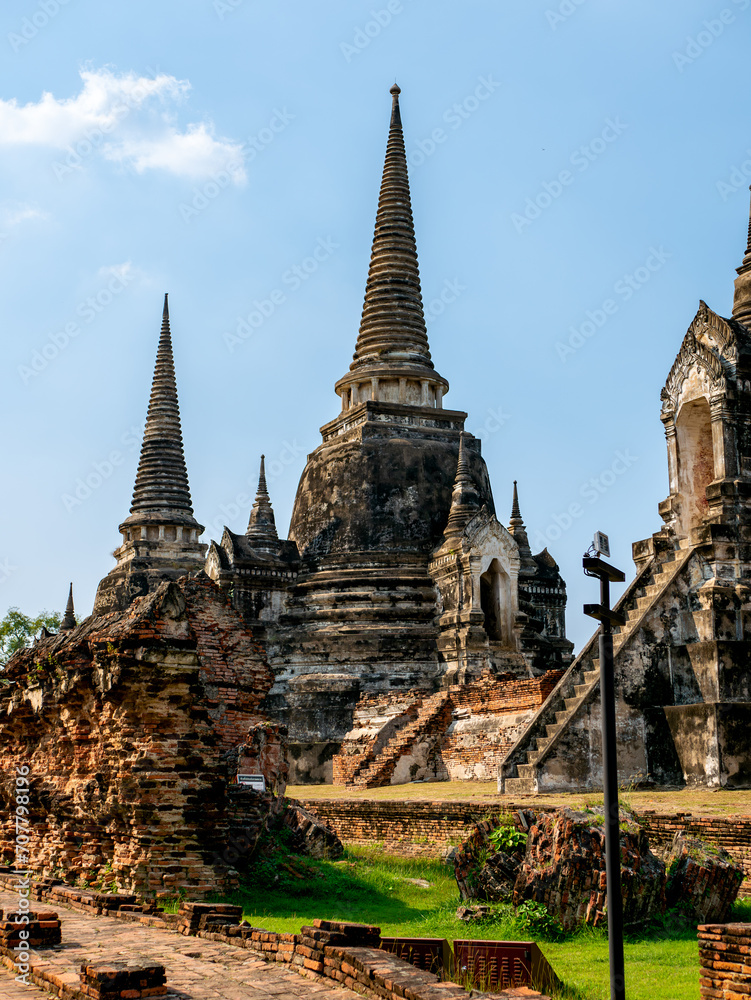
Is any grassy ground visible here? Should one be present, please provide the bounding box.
[289,781,751,817]
[214,845,719,1000]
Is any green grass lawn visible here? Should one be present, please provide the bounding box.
[212,845,711,1000]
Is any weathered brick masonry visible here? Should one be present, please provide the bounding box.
[0,575,277,897]
[698,922,751,999]
[333,672,562,787]
[301,799,751,894]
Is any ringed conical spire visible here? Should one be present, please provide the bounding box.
[60,583,76,631]
[445,434,480,536]
[335,85,448,410]
[246,455,278,545]
[121,294,202,530]
[510,481,523,526]
[507,480,536,571]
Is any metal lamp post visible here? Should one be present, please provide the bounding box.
[583,533,626,1000]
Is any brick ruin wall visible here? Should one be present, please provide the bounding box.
[438,673,563,780]
[333,671,562,786]
[0,575,278,898]
[301,799,751,895]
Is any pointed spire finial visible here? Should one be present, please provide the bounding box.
[246,454,278,545]
[445,434,480,537]
[510,480,523,525]
[121,295,202,529]
[741,187,751,271]
[60,583,76,631]
[335,84,448,411]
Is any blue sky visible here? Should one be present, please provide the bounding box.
[2,0,750,651]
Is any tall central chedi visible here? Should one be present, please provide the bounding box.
[282,86,493,689]
[289,85,493,560]
[207,86,573,779]
[248,87,569,753]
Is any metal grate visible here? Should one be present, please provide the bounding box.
[453,939,534,991]
[379,937,452,976]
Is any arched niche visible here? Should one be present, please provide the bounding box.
[675,395,714,533]
[478,554,516,648]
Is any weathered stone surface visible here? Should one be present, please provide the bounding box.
[665,832,744,922]
[282,802,344,859]
[501,201,751,795]
[474,850,523,903]
[512,808,666,931]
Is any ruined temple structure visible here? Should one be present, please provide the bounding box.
[0,574,286,896]
[500,194,751,793]
[205,85,572,780]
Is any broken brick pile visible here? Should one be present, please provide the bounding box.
[698,923,751,999]
[282,802,344,859]
[513,809,667,930]
[79,961,167,1000]
[0,576,278,898]
[0,908,61,947]
[450,814,528,902]
[666,833,745,923]
[333,673,562,788]
[176,902,243,935]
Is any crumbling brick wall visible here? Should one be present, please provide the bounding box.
[333,672,562,786]
[438,672,562,780]
[0,575,275,897]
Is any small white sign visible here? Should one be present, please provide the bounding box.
[237,773,266,791]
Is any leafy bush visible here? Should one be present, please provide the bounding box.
[488,824,527,855]
[515,900,565,940]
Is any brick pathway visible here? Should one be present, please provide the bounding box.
[0,891,359,1000]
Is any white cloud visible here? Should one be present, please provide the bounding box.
[0,202,48,228]
[105,122,246,182]
[0,68,246,184]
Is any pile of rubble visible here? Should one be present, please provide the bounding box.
[452,807,744,930]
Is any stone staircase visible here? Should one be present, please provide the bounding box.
[499,544,694,794]
[348,692,454,788]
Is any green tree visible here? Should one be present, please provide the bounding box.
[0,608,62,667]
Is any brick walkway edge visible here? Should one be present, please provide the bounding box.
[0,875,550,1000]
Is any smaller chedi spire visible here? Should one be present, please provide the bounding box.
[60,583,76,631]
[509,480,522,525]
[732,187,751,326]
[444,434,480,537]
[507,480,536,572]
[123,293,200,525]
[246,455,278,545]
[93,295,207,616]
